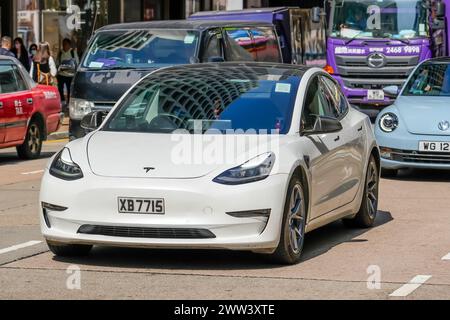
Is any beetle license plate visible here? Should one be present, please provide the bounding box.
[419,141,450,153]
[118,198,165,214]
[367,90,385,101]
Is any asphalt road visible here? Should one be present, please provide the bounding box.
[1,141,450,300]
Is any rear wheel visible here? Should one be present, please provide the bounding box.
[17,121,43,160]
[343,155,379,228]
[271,176,307,265]
[47,241,93,257]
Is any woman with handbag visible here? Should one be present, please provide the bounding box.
[30,42,57,86]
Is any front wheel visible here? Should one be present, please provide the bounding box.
[343,155,379,228]
[16,121,43,160]
[271,177,307,265]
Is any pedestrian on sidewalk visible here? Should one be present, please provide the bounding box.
[30,42,57,86]
[11,37,31,71]
[56,38,79,106]
[0,36,15,58]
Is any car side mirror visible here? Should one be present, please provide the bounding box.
[81,111,108,132]
[383,85,399,97]
[207,56,225,63]
[311,7,321,23]
[303,115,343,135]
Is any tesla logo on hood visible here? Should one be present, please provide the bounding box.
[144,167,156,173]
[438,121,450,131]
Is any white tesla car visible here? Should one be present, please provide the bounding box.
[40,63,379,264]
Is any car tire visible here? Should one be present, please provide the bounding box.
[271,176,307,265]
[381,168,398,178]
[16,120,43,160]
[343,155,379,228]
[47,241,93,257]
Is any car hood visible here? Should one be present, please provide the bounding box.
[87,131,281,179]
[395,96,450,136]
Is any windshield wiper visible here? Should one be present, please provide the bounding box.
[344,30,367,45]
[103,66,137,70]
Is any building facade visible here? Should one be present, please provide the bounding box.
[1,0,311,56]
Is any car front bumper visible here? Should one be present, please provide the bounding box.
[377,130,450,170]
[40,172,289,252]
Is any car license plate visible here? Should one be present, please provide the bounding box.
[118,198,165,214]
[419,141,450,153]
[367,90,384,101]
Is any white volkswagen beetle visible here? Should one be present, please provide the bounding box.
[40,63,379,264]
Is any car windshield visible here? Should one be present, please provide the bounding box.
[403,62,450,96]
[82,29,200,70]
[104,65,301,134]
[329,0,429,40]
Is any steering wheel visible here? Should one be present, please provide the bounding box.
[149,113,186,131]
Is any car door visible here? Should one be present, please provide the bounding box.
[223,27,256,61]
[320,75,366,206]
[300,75,349,219]
[201,28,224,62]
[0,64,33,144]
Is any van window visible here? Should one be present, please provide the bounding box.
[202,31,222,62]
[250,28,281,63]
[82,30,200,69]
[0,65,19,94]
[224,28,255,62]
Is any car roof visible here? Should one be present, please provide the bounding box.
[0,55,18,63]
[190,7,289,17]
[149,62,312,78]
[97,19,276,32]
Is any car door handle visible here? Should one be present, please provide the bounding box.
[0,102,3,108]
[334,136,340,142]
[27,98,33,104]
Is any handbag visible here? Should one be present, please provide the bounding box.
[37,63,54,86]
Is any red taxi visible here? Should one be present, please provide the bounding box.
[0,56,62,159]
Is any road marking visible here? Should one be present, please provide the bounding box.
[442,253,450,260]
[0,241,42,255]
[21,170,44,175]
[44,139,68,144]
[389,275,432,297]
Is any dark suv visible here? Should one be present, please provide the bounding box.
[69,20,282,139]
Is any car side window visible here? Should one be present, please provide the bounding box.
[301,76,324,131]
[13,66,28,92]
[202,30,222,62]
[321,76,348,117]
[224,27,255,61]
[250,27,281,63]
[318,76,340,119]
[0,65,19,94]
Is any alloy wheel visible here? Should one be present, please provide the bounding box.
[288,184,305,254]
[28,124,41,154]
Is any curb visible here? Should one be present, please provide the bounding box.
[48,131,69,141]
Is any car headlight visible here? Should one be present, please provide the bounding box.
[213,152,275,185]
[379,113,399,132]
[50,148,84,180]
[69,98,94,120]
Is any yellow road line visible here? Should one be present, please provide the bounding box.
[44,139,68,144]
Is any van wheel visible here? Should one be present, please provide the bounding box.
[17,121,42,160]
[271,176,307,265]
[343,155,379,228]
[47,241,93,257]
